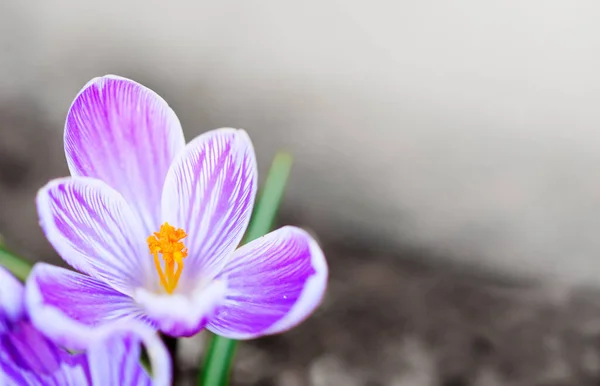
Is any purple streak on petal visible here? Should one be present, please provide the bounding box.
[65,75,185,233]
[26,263,150,351]
[88,329,149,386]
[161,129,257,289]
[207,226,328,339]
[134,279,226,337]
[0,359,89,386]
[1,323,62,374]
[0,320,89,386]
[0,267,24,332]
[87,322,171,386]
[0,270,88,386]
[37,177,156,293]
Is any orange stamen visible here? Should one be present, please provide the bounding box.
[147,222,188,294]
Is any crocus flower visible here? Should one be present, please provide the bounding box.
[0,266,171,386]
[27,75,328,349]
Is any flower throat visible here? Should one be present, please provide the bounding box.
[147,222,188,294]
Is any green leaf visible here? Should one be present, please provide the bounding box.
[199,151,293,386]
[0,243,32,281]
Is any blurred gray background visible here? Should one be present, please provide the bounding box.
[3,1,600,385]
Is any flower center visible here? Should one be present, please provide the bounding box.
[147,222,188,294]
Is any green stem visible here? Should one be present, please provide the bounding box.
[200,334,239,386]
[199,151,293,386]
[0,244,32,281]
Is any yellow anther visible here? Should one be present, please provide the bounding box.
[147,222,188,294]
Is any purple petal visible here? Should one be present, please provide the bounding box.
[161,128,257,288]
[37,177,155,293]
[134,279,226,337]
[87,322,171,386]
[65,75,185,233]
[207,226,328,339]
[0,267,25,329]
[26,263,147,351]
[0,321,89,386]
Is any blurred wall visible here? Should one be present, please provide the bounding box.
[1,1,600,285]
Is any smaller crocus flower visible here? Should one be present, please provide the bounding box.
[0,266,171,386]
[28,75,328,349]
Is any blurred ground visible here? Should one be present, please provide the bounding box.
[175,242,600,386]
